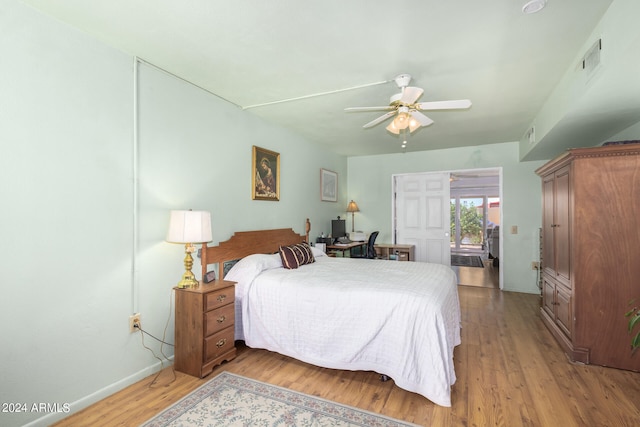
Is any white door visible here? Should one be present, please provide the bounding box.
[394,172,451,265]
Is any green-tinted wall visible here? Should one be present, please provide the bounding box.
[347,142,546,294]
[0,3,345,426]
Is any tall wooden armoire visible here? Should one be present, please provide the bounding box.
[536,143,640,371]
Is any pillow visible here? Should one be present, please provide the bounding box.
[310,245,327,258]
[279,242,315,269]
[225,253,282,287]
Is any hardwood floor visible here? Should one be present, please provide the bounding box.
[452,258,500,288]
[53,287,640,427]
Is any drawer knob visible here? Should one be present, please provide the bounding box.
[216,338,227,348]
[217,315,226,323]
[217,294,227,302]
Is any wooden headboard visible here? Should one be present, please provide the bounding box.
[201,218,310,280]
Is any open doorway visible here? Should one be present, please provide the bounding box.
[449,169,501,289]
[392,168,502,289]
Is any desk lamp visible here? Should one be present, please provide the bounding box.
[166,210,212,288]
[346,200,360,232]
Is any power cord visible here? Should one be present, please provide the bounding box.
[134,325,174,346]
[134,288,177,387]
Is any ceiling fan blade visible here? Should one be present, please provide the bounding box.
[345,106,395,112]
[417,99,472,110]
[363,111,397,128]
[400,86,424,104]
[409,110,434,127]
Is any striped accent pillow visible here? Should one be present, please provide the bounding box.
[279,242,315,269]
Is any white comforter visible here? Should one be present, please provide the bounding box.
[225,251,461,407]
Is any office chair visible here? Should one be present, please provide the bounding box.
[351,231,379,259]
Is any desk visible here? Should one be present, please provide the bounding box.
[374,244,415,261]
[326,241,366,257]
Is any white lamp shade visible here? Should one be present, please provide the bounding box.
[166,210,212,243]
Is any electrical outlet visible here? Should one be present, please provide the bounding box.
[129,313,141,333]
[531,261,540,270]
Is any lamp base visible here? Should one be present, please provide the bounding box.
[177,271,199,289]
[176,244,199,288]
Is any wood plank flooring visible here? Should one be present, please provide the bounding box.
[453,261,500,288]
[53,287,640,427]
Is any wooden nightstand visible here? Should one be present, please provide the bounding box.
[174,280,237,378]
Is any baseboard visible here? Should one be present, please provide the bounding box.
[22,357,174,427]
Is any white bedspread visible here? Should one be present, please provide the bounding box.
[225,253,461,407]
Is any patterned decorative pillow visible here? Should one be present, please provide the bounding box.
[279,242,315,269]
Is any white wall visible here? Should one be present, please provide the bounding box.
[347,142,546,294]
[0,3,345,426]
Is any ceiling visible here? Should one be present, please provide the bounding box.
[21,0,628,157]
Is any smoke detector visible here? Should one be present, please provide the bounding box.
[522,0,547,14]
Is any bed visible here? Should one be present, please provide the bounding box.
[200,219,461,407]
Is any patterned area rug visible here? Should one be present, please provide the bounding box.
[451,254,484,268]
[140,372,420,427]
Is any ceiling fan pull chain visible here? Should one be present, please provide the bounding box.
[401,127,409,149]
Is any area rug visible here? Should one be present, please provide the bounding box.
[451,254,484,268]
[140,371,420,427]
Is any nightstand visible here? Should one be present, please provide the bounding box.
[174,280,237,378]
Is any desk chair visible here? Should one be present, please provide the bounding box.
[351,231,379,259]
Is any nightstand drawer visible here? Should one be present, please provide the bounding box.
[204,326,234,361]
[204,288,234,311]
[204,304,234,336]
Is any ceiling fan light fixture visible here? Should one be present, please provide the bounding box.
[393,113,409,130]
[408,117,421,132]
[387,112,421,134]
[522,0,546,14]
[391,106,411,130]
[386,121,400,134]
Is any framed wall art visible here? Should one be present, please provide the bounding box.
[252,146,280,201]
[320,168,337,202]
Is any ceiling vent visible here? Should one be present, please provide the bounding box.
[582,39,602,78]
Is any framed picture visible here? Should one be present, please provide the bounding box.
[320,168,337,202]
[252,146,280,201]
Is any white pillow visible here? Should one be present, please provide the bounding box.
[224,253,282,296]
[310,246,327,258]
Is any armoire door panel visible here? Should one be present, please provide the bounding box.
[541,175,555,275]
[554,166,571,285]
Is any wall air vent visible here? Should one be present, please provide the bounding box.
[582,38,602,78]
[525,126,535,145]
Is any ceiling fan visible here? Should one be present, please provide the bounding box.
[345,73,472,135]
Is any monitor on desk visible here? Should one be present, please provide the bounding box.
[331,219,346,241]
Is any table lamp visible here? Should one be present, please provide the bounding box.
[346,200,359,232]
[166,209,212,288]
